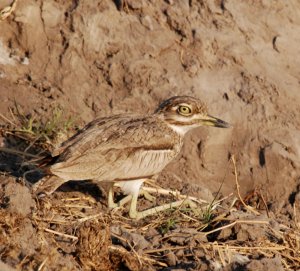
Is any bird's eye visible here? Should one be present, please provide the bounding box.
[177,105,192,116]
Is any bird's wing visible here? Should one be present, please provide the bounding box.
[49,114,180,180]
[55,114,177,160]
[52,115,121,157]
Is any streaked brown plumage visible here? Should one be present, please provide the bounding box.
[33,96,230,219]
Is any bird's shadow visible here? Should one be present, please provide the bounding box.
[0,133,45,183]
[0,133,104,201]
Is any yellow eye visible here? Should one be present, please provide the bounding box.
[178,105,192,116]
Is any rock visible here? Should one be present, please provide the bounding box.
[3,178,35,216]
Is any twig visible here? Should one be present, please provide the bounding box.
[259,190,270,217]
[62,196,96,204]
[44,228,78,241]
[64,204,93,209]
[111,233,142,266]
[179,211,201,222]
[200,219,269,237]
[0,147,40,158]
[34,217,69,224]
[215,242,226,266]
[206,243,293,252]
[231,155,260,215]
[37,257,48,271]
[141,186,209,204]
[145,242,289,254]
[0,0,18,20]
[76,214,102,223]
[0,112,17,126]
[145,245,187,254]
[109,245,168,267]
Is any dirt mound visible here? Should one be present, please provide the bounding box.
[0,0,300,270]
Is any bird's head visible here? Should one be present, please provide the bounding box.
[155,96,230,135]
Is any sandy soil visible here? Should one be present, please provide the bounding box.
[0,0,300,270]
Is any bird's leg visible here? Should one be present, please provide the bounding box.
[108,182,133,209]
[117,194,133,207]
[126,178,156,202]
[107,182,118,209]
[112,180,144,215]
[139,189,156,202]
[128,192,140,219]
[131,197,200,220]
[113,180,200,219]
[32,176,67,196]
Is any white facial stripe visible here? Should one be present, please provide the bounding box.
[167,123,199,135]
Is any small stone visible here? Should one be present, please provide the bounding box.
[4,179,35,216]
[165,250,177,266]
[140,15,154,31]
[217,227,232,240]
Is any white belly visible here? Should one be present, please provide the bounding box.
[116,179,144,195]
[118,149,175,179]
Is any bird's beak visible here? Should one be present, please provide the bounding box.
[200,115,231,128]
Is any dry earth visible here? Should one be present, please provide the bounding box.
[0,0,300,270]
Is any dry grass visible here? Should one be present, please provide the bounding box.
[1,183,300,271]
[0,105,77,179]
[27,175,300,270]
[0,103,75,148]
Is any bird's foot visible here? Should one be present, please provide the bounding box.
[108,194,133,210]
[139,189,156,202]
[129,197,200,220]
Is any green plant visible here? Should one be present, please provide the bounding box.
[201,203,214,224]
[13,103,76,145]
[159,218,176,234]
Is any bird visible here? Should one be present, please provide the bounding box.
[32,96,230,220]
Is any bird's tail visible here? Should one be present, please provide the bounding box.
[32,175,67,196]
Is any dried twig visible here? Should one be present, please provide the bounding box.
[200,219,269,237]
[141,186,209,204]
[111,232,143,266]
[44,228,78,241]
[37,257,48,271]
[231,155,260,215]
[64,204,93,209]
[0,0,17,21]
[0,147,40,158]
[77,214,102,223]
[0,112,17,126]
[109,245,168,267]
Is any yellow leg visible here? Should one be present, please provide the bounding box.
[108,183,117,209]
[128,193,139,219]
[118,194,132,206]
[108,183,133,209]
[139,189,156,202]
[141,199,200,219]
[128,195,200,220]
[110,181,200,219]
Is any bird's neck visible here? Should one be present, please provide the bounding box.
[166,124,193,136]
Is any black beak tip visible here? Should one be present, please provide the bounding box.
[215,118,231,128]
